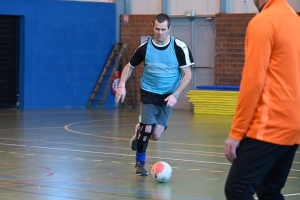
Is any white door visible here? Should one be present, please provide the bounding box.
[171,17,215,110]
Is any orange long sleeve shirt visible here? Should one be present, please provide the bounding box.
[230,0,300,145]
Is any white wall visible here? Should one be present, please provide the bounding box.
[226,0,256,13]
[169,0,220,15]
[130,0,220,15]
[226,0,300,13]
[131,0,300,14]
[128,0,300,15]
[131,0,162,14]
[288,0,300,11]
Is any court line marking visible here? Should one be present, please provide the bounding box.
[0,113,227,130]
[0,142,231,166]
[171,149,224,155]
[0,146,226,164]
[0,116,199,131]
[1,112,299,156]
[0,176,211,200]
[64,122,224,148]
[284,193,300,197]
[0,110,297,199]
[1,142,299,171]
[0,146,298,198]
[1,122,299,156]
[254,193,300,199]
[0,143,225,159]
[111,161,121,164]
[0,142,299,171]
[0,138,226,157]
[63,120,300,155]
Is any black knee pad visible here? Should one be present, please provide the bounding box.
[137,123,155,153]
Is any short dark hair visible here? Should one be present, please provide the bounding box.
[153,13,171,29]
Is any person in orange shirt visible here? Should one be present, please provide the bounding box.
[224,0,300,199]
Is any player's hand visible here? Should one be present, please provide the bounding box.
[115,87,126,103]
[224,136,240,163]
[164,94,177,107]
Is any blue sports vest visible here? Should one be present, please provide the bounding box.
[141,36,181,94]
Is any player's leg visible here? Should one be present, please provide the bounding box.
[129,122,141,151]
[151,104,172,141]
[150,124,165,140]
[134,104,156,176]
[224,138,292,200]
[134,123,155,176]
[225,138,258,200]
[133,104,172,175]
[256,144,299,200]
[130,105,143,151]
[130,104,172,149]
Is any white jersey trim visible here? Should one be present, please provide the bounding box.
[175,38,194,68]
[129,63,135,68]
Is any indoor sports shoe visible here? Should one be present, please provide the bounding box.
[135,162,148,176]
[130,123,140,151]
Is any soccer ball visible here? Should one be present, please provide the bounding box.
[151,161,172,183]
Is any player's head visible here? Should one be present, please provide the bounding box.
[153,13,171,29]
[152,13,171,45]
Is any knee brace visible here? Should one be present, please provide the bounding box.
[137,123,155,153]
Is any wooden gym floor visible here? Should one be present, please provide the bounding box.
[0,108,299,200]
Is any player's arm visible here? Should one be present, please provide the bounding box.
[115,41,147,103]
[229,19,272,141]
[165,66,192,107]
[173,66,192,96]
[115,63,134,103]
[225,18,272,163]
[165,39,194,107]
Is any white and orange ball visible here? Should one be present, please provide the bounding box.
[151,161,172,183]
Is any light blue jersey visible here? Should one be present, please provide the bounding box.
[141,36,181,94]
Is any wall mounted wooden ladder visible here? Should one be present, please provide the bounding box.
[86,42,136,108]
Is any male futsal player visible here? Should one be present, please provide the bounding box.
[115,13,194,176]
[224,0,300,199]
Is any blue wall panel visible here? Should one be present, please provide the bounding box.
[0,0,117,108]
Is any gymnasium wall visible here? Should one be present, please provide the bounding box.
[214,13,255,86]
[0,0,116,109]
[214,12,300,86]
[119,14,250,107]
[120,15,155,107]
[120,13,300,107]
